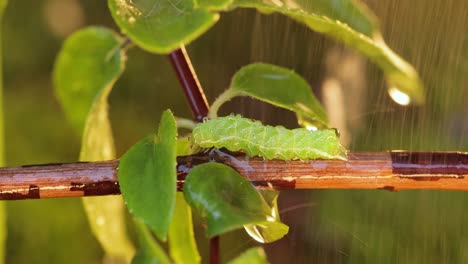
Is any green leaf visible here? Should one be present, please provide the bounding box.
[232,0,424,104]
[53,26,125,134]
[168,193,201,264]
[108,0,218,54]
[184,163,288,241]
[196,0,234,11]
[82,196,135,263]
[0,2,7,264]
[228,247,269,264]
[0,0,7,164]
[241,0,379,37]
[107,0,423,102]
[209,63,328,127]
[54,27,135,262]
[132,220,171,264]
[0,0,6,15]
[119,110,178,241]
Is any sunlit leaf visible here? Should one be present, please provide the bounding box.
[53,27,135,262]
[184,163,288,241]
[108,0,218,53]
[168,193,201,264]
[227,247,269,264]
[245,0,379,37]
[168,123,201,263]
[0,0,6,164]
[53,27,125,134]
[232,0,424,104]
[0,0,6,15]
[209,63,328,127]
[119,110,178,241]
[132,219,171,264]
[197,0,234,11]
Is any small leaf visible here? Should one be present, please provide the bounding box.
[233,0,424,104]
[132,219,171,264]
[108,0,218,53]
[184,163,288,241]
[210,63,328,127]
[227,247,269,264]
[168,193,201,264]
[53,26,124,134]
[119,110,178,241]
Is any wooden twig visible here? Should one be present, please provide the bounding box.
[0,151,466,200]
[168,46,219,263]
[168,47,209,122]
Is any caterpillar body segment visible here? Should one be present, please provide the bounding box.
[192,115,347,160]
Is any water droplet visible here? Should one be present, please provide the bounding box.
[306,125,318,131]
[388,87,411,106]
[244,225,265,243]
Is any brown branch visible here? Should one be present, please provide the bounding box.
[0,151,466,200]
[168,46,219,261]
[168,45,218,260]
[168,47,209,122]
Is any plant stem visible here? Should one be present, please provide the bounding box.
[168,46,218,262]
[207,89,237,119]
[168,46,209,122]
[0,151,466,200]
[210,236,219,264]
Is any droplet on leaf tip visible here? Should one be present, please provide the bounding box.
[388,86,411,106]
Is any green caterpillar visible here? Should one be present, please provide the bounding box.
[192,115,347,160]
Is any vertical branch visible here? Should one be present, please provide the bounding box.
[168,46,209,122]
[168,46,219,264]
[210,236,220,264]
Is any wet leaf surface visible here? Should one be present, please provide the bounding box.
[119,110,177,241]
[184,163,288,241]
[108,0,218,53]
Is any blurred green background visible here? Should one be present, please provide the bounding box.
[2,0,467,263]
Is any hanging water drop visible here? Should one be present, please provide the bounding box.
[388,86,411,105]
[244,225,266,243]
